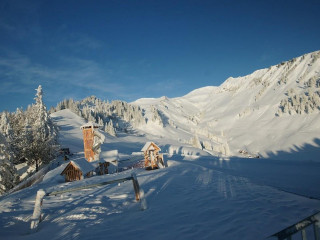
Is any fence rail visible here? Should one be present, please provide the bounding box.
[270,211,320,240]
[47,176,133,196]
[30,173,146,231]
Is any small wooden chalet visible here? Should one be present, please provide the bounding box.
[97,150,119,175]
[141,142,165,170]
[61,159,95,182]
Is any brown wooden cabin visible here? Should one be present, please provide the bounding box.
[61,159,95,182]
[80,122,99,162]
[98,150,119,175]
[141,142,165,170]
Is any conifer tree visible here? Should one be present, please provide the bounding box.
[27,85,58,172]
[0,133,19,194]
[105,119,116,136]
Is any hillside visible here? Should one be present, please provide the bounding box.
[0,109,320,240]
[132,50,320,160]
[50,51,320,161]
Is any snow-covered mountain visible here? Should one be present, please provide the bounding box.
[50,50,320,160]
[132,50,320,160]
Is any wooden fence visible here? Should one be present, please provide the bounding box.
[269,211,320,240]
[30,173,146,231]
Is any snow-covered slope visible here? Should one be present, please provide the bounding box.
[1,108,320,240]
[132,50,320,160]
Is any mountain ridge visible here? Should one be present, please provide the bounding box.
[131,50,320,160]
[52,50,320,160]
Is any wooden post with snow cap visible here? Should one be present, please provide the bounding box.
[131,173,147,210]
[30,189,46,230]
[131,172,140,201]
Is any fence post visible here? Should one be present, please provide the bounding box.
[301,229,307,240]
[131,173,140,201]
[314,222,320,240]
[131,173,147,210]
[30,189,46,230]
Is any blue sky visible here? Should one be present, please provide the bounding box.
[0,0,319,112]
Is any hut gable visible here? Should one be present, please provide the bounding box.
[141,142,161,152]
[71,159,95,174]
[61,159,95,182]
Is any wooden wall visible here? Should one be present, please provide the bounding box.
[63,165,82,182]
[98,162,109,175]
[82,128,95,161]
[144,147,163,169]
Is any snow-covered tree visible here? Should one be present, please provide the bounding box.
[26,86,58,171]
[150,106,164,127]
[0,112,13,138]
[104,120,116,136]
[0,133,19,195]
[0,111,19,164]
[191,134,203,149]
[202,141,213,151]
[53,95,146,133]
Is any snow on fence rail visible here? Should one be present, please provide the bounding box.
[269,211,320,240]
[30,173,146,231]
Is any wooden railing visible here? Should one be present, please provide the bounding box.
[269,211,320,240]
[5,160,58,197]
[30,173,146,231]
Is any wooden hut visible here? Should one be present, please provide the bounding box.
[61,159,95,182]
[141,142,165,170]
[97,150,119,175]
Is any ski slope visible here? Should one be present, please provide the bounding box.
[1,109,320,240]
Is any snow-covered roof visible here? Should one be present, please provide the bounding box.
[141,142,161,152]
[80,121,100,130]
[131,152,144,156]
[99,150,119,163]
[69,159,95,174]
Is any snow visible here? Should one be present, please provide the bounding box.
[30,189,46,230]
[1,51,320,239]
[99,150,119,163]
[141,141,160,152]
[69,159,96,175]
[141,141,152,151]
[1,157,319,239]
[16,163,35,181]
[131,50,320,161]
[1,108,320,240]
